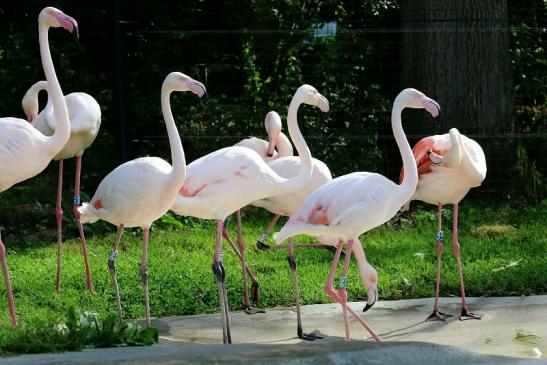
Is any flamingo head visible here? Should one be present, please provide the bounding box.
[361,261,379,313]
[294,84,330,113]
[39,7,79,38]
[264,111,282,157]
[164,72,206,97]
[397,88,440,118]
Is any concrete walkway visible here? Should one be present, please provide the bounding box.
[3,296,547,364]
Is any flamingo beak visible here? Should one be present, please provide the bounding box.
[421,97,440,118]
[363,288,378,312]
[267,138,275,157]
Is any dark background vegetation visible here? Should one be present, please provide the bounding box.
[0,0,545,241]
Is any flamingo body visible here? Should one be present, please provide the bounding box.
[408,133,486,206]
[79,157,178,227]
[172,146,288,220]
[0,118,53,191]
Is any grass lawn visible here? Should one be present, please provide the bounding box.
[0,199,545,329]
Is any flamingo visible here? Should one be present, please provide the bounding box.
[399,128,486,321]
[170,84,329,344]
[21,80,101,294]
[0,6,78,326]
[78,72,205,325]
[227,111,335,311]
[274,88,440,342]
[219,111,293,312]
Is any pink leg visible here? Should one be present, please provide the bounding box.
[235,211,264,314]
[0,231,16,326]
[338,239,354,341]
[55,160,64,294]
[453,203,481,320]
[213,220,232,344]
[108,225,125,320]
[427,204,452,321]
[141,227,151,326]
[222,220,261,307]
[324,239,382,343]
[72,156,94,294]
[287,238,322,341]
[256,214,281,250]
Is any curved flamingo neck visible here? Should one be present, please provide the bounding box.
[278,97,313,194]
[161,85,186,187]
[39,23,70,153]
[392,100,418,200]
[276,131,294,157]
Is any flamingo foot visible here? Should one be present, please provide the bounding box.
[427,310,452,321]
[250,281,261,304]
[256,233,270,250]
[244,306,265,315]
[298,330,323,341]
[460,308,482,321]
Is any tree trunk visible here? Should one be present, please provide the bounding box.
[401,0,514,194]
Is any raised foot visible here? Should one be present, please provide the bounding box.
[257,240,271,251]
[460,308,482,321]
[244,306,265,315]
[299,332,323,341]
[426,310,453,321]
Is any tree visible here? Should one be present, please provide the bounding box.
[400,0,514,193]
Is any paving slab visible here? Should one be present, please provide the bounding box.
[2,296,546,364]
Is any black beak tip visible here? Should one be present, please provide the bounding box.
[73,26,79,41]
[363,303,374,312]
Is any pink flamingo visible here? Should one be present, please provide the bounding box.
[170,84,329,344]
[219,111,293,311]
[78,72,205,325]
[0,6,77,326]
[275,88,440,342]
[399,127,486,321]
[22,80,101,294]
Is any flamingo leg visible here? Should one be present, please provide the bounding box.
[288,238,322,341]
[72,155,94,294]
[256,214,281,250]
[0,231,16,326]
[427,204,452,321]
[324,239,382,343]
[213,220,232,344]
[55,160,64,294]
[108,225,125,320]
[453,203,481,320]
[141,227,151,326]
[235,210,264,314]
[337,239,354,341]
[222,220,261,308]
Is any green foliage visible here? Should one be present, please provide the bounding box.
[0,308,157,355]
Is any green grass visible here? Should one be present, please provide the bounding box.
[0,200,545,329]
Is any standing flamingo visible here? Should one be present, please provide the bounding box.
[220,111,293,311]
[399,128,486,321]
[21,80,101,294]
[0,6,77,326]
[170,84,329,344]
[78,72,205,325]
[234,111,293,161]
[275,88,440,342]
